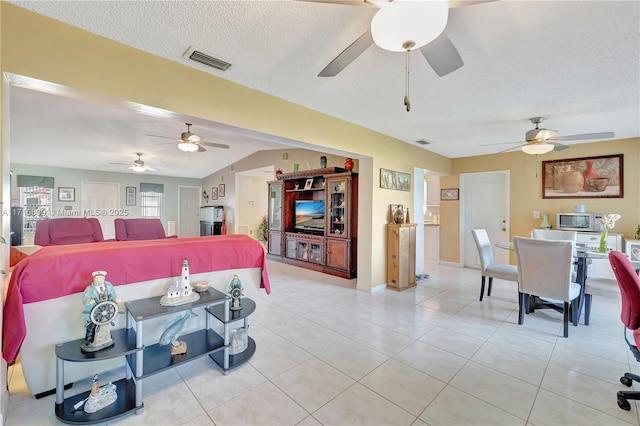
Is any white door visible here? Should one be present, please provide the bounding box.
[81,181,120,240]
[461,171,510,267]
[179,186,200,237]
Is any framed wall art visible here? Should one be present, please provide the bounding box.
[126,187,136,206]
[626,240,640,263]
[380,168,411,191]
[219,184,225,197]
[441,188,459,201]
[542,154,623,199]
[58,187,75,202]
[211,187,218,200]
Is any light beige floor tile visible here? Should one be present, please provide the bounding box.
[418,325,486,359]
[359,359,446,416]
[313,383,416,426]
[550,343,630,384]
[248,334,313,379]
[419,385,524,425]
[471,342,548,386]
[271,357,355,412]
[206,381,308,426]
[449,361,537,420]
[180,413,215,426]
[394,340,468,383]
[296,415,323,426]
[486,327,556,361]
[530,388,635,425]
[317,339,389,380]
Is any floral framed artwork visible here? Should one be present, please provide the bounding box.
[58,187,75,202]
[126,187,136,206]
[211,187,218,200]
[380,168,411,191]
[441,188,459,201]
[219,184,225,197]
[542,154,623,199]
[627,240,640,263]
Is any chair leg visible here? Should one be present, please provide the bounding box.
[571,298,579,327]
[563,301,570,338]
[518,292,526,325]
[487,277,493,296]
[479,276,486,301]
[584,293,592,326]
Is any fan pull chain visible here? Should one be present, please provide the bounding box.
[404,49,411,112]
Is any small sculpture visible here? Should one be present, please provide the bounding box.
[81,271,121,353]
[159,310,197,356]
[83,374,117,413]
[229,274,244,311]
[160,258,200,306]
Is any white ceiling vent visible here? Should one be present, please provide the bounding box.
[415,139,432,145]
[183,47,232,71]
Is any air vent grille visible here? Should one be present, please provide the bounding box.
[185,48,232,71]
[416,139,432,145]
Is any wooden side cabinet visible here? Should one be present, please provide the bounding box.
[386,223,416,291]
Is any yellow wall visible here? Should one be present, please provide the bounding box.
[0,3,452,290]
[440,137,640,263]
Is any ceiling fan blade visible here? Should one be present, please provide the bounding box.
[109,162,131,166]
[318,29,374,77]
[146,133,176,141]
[420,32,464,77]
[197,145,207,153]
[549,142,570,151]
[479,141,522,147]
[496,145,523,154]
[552,132,615,142]
[448,0,497,9]
[199,141,230,149]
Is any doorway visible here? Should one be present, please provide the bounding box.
[461,171,510,267]
[81,181,120,240]
[178,186,201,237]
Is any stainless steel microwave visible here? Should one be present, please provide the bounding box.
[556,212,604,232]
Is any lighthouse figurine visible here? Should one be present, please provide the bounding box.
[160,258,200,306]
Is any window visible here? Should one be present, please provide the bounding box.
[20,186,53,233]
[140,183,163,218]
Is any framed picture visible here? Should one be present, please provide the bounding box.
[626,240,640,263]
[380,168,411,191]
[542,154,623,199]
[219,184,225,197]
[441,188,459,201]
[304,178,314,190]
[126,187,136,206]
[211,187,218,200]
[58,187,75,202]
[389,204,403,223]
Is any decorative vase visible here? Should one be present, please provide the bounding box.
[559,171,584,193]
[393,207,405,224]
[599,230,608,253]
[221,215,227,235]
[344,157,354,172]
[540,212,552,229]
[582,159,599,191]
[405,208,410,224]
[275,168,282,175]
[320,156,327,168]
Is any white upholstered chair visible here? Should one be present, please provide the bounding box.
[471,229,519,301]
[513,236,581,337]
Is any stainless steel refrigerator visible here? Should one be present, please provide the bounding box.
[200,206,224,236]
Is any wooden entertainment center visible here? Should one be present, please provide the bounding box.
[266,167,358,279]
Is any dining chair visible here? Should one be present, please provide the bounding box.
[531,229,591,324]
[609,250,640,411]
[471,229,518,301]
[513,236,581,337]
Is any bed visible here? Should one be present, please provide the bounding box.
[3,235,271,397]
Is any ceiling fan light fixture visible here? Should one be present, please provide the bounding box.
[131,165,146,172]
[371,0,449,52]
[178,141,199,152]
[522,143,554,155]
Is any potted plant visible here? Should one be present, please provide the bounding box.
[257,215,268,246]
[636,224,640,240]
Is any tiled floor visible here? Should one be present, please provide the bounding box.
[6,261,640,425]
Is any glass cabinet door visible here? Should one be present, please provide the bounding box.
[297,241,309,261]
[327,178,347,237]
[310,241,322,263]
[268,182,283,231]
[286,238,296,258]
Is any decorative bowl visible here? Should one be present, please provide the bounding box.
[586,177,610,192]
[192,281,210,292]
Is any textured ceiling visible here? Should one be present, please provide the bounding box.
[7,0,640,178]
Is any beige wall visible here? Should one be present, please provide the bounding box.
[0,3,452,292]
[439,137,640,263]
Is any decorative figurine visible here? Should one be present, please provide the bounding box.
[83,374,117,413]
[81,271,121,353]
[160,258,200,306]
[229,327,248,355]
[159,310,197,356]
[229,274,244,311]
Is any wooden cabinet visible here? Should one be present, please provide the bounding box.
[386,224,416,291]
[267,167,357,278]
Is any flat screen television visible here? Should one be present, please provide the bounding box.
[294,200,325,232]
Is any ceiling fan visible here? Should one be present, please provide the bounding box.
[305,0,494,79]
[147,123,230,153]
[480,117,615,155]
[111,153,159,173]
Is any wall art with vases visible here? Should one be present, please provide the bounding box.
[542,154,623,199]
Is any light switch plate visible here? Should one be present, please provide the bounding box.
[533,210,540,219]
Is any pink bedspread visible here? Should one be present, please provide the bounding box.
[3,235,270,363]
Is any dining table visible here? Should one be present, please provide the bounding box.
[495,241,608,326]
